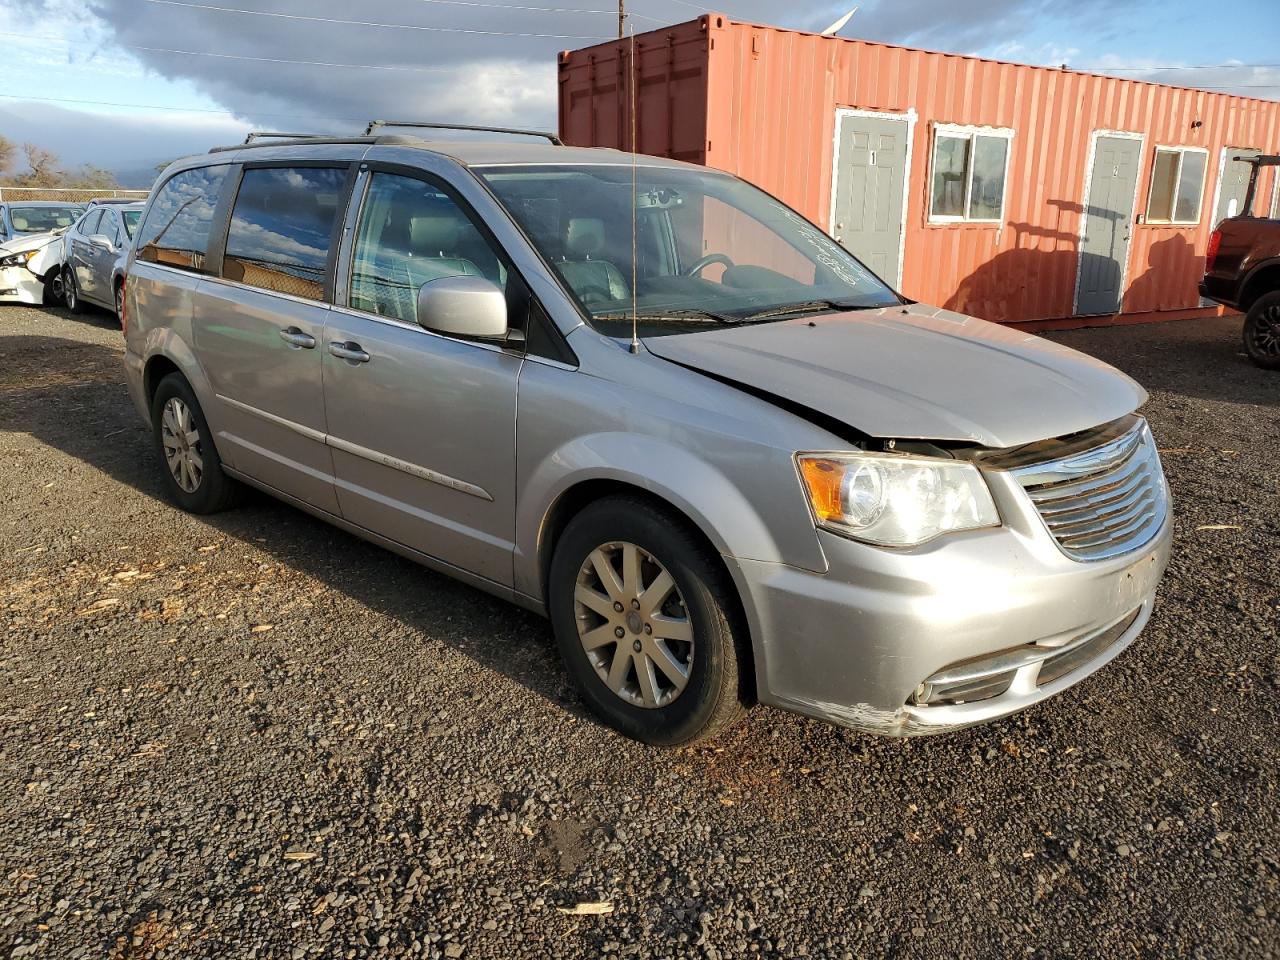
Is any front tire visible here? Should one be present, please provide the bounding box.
[43,269,65,306]
[548,496,748,745]
[1243,291,1280,370]
[150,373,242,514]
[64,268,86,315]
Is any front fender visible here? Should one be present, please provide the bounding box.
[514,431,827,602]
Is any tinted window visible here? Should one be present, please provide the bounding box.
[99,208,119,241]
[349,172,506,322]
[222,166,347,301]
[122,209,142,237]
[79,209,104,236]
[136,165,230,273]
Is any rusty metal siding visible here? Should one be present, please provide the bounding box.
[559,25,710,163]
[558,15,1280,324]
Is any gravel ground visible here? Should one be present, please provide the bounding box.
[1,303,1277,960]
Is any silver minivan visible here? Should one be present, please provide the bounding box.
[121,126,1172,745]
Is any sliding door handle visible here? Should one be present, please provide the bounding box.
[279,327,316,349]
[328,340,370,363]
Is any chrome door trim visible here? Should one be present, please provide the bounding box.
[216,393,327,443]
[326,434,493,501]
[217,393,493,501]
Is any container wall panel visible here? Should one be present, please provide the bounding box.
[560,15,1280,324]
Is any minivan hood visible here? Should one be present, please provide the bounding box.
[643,304,1146,449]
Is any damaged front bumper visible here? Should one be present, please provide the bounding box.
[0,264,47,304]
[726,468,1173,737]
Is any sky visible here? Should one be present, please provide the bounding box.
[1,0,1278,186]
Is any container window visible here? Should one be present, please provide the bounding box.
[1145,147,1207,225]
[929,126,1012,223]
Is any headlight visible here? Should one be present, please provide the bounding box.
[797,451,999,546]
[0,250,37,269]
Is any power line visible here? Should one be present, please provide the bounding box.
[1086,63,1280,72]
[138,0,614,39]
[0,91,369,124]
[0,31,460,73]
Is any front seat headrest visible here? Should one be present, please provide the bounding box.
[565,218,606,259]
[410,215,462,255]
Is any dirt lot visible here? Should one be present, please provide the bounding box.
[1,304,1278,960]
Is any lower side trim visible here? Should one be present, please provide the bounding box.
[220,466,547,617]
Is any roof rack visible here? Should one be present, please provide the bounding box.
[363,120,563,145]
[243,131,323,144]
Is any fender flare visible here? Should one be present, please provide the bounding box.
[514,431,825,601]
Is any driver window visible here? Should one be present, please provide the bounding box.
[79,209,104,236]
[349,173,506,323]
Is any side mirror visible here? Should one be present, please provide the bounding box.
[89,234,114,252]
[415,275,507,340]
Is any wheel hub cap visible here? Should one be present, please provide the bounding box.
[160,397,203,493]
[573,541,694,709]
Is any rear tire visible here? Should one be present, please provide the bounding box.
[64,268,86,315]
[150,373,243,514]
[548,496,748,745]
[1243,291,1280,370]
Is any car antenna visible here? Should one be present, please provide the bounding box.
[628,21,640,355]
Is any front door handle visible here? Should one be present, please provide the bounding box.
[279,327,316,349]
[328,340,370,363]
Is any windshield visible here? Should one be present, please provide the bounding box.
[122,209,142,237]
[9,205,83,234]
[476,164,899,336]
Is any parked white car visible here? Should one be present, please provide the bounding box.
[0,229,70,305]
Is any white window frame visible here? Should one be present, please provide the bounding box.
[927,123,1014,224]
[1145,145,1209,226]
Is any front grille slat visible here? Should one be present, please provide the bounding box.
[1011,419,1168,562]
[1033,464,1154,524]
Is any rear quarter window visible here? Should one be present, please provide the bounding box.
[135,165,231,273]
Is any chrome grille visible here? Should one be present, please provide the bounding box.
[1012,418,1168,562]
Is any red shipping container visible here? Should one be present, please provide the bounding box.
[559,14,1280,326]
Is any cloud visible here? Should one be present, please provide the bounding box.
[3,0,1273,181]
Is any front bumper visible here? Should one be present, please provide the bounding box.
[0,265,45,304]
[727,470,1173,736]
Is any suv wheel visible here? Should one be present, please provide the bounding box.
[64,268,85,315]
[150,373,242,514]
[114,281,125,325]
[548,496,748,745]
[1243,291,1280,370]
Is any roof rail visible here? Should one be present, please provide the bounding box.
[243,131,324,144]
[364,120,563,145]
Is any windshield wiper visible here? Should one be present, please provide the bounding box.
[733,299,886,322]
[592,307,741,324]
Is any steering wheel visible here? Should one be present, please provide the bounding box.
[684,252,735,278]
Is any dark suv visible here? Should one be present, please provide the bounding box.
[1200,154,1280,369]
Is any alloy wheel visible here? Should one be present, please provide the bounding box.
[115,284,124,319]
[64,273,76,311]
[161,397,203,493]
[573,541,694,709]
[1249,302,1280,358]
